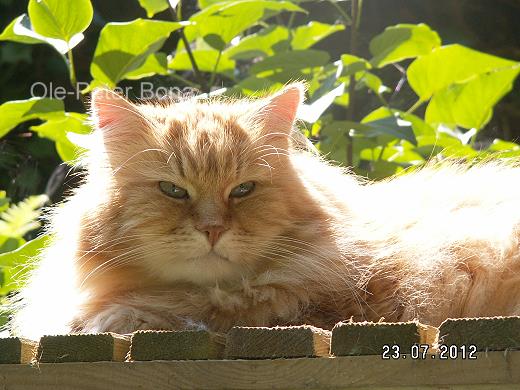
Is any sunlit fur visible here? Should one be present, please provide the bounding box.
[11,84,520,339]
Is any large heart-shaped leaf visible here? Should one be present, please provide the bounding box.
[425,65,520,129]
[185,0,305,49]
[408,44,517,101]
[91,19,188,87]
[28,0,93,47]
[370,23,440,68]
[125,53,169,80]
[0,14,79,54]
[168,49,235,74]
[0,98,64,138]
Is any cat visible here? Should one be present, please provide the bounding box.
[11,83,520,339]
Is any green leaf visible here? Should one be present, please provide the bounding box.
[408,44,518,101]
[225,25,289,60]
[0,195,48,239]
[369,23,441,68]
[355,72,390,95]
[0,234,50,295]
[250,49,330,75]
[362,106,435,136]
[298,83,345,123]
[198,0,226,7]
[91,19,188,87]
[0,14,76,54]
[169,49,235,74]
[360,145,424,165]
[185,0,305,46]
[319,121,376,166]
[137,0,169,17]
[0,236,24,255]
[338,54,371,77]
[125,52,169,80]
[356,160,400,180]
[230,75,280,95]
[28,0,93,44]
[488,139,520,152]
[291,21,344,50]
[425,65,520,130]
[30,112,91,162]
[0,192,9,214]
[0,14,45,45]
[0,98,64,138]
[350,116,417,146]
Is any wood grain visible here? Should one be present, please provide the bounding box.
[0,337,37,364]
[438,316,520,351]
[0,351,518,389]
[36,333,130,363]
[225,325,331,359]
[331,320,437,356]
[129,330,225,361]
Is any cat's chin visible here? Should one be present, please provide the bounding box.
[146,250,251,286]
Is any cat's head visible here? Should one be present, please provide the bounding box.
[88,84,314,285]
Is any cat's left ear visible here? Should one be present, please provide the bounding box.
[259,82,306,132]
[90,88,142,133]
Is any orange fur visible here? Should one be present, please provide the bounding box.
[11,84,520,339]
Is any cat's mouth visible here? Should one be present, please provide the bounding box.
[203,250,229,262]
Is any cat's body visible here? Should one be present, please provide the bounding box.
[12,84,520,339]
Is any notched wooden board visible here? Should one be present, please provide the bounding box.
[331,320,437,356]
[225,325,331,359]
[129,330,225,361]
[36,333,130,363]
[0,337,37,364]
[438,316,520,351]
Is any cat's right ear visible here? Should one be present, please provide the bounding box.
[90,88,141,132]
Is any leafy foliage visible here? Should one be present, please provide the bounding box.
[0,0,519,301]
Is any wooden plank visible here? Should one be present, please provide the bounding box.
[225,325,331,359]
[0,337,37,364]
[331,320,437,356]
[129,330,225,361]
[438,316,520,351]
[0,351,518,389]
[36,333,130,363]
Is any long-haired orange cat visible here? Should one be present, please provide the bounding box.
[12,83,520,339]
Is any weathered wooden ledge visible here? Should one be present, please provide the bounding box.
[0,351,518,389]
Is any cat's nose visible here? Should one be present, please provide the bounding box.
[196,224,229,246]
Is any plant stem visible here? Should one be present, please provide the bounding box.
[328,0,352,25]
[406,99,424,115]
[67,50,77,87]
[345,0,361,167]
[169,7,209,92]
[208,50,222,90]
[287,12,296,30]
[66,49,86,107]
[377,144,386,162]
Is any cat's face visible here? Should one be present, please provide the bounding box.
[89,85,305,285]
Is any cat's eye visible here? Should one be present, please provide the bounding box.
[159,181,189,199]
[230,181,255,198]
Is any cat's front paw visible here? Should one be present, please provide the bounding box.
[83,304,176,334]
